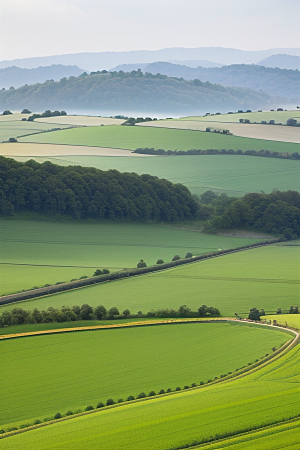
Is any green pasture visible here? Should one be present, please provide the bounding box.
[0,218,263,295]
[179,110,300,124]
[265,314,300,330]
[1,338,298,450]
[14,154,300,198]
[18,124,299,153]
[0,121,70,142]
[194,419,300,450]
[2,245,299,317]
[0,322,289,429]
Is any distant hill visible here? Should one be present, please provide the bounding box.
[140,62,300,102]
[0,70,278,115]
[0,47,300,71]
[257,54,300,70]
[0,65,85,89]
[111,60,223,72]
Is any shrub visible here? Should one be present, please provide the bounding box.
[184,385,190,389]
[137,259,147,268]
[137,392,146,398]
[172,255,181,261]
[127,395,134,401]
[85,405,94,411]
[166,388,172,393]
[122,309,130,317]
[8,137,17,142]
[156,259,164,264]
[185,252,193,258]
[94,269,103,276]
[117,399,124,403]
[54,413,62,419]
[20,424,30,429]
[148,391,156,397]
[97,402,104,408]
[159,389,165,394]
[34,419,42,424]
[175,387,181,391]
[108,306,119,318]
[65,410,73,416]
[106,399,115,406]
[21,109,31,114]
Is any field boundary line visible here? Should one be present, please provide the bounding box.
[0,320,298,439]
[0,239,282,306]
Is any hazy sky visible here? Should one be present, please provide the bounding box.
[0,0,299,60]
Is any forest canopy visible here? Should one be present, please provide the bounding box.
[0,156,198,221]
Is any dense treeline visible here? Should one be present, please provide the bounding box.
[0,156,197,220]
[0,304,221,326]
[134,147,300,160]
[200,190,300,239]
[0,69,275,113]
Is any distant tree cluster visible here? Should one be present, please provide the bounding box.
[122,117,157,126]
[27,109,67,121]
[0,304,221,327]
[199,190,300,239]
[0,156,198,221]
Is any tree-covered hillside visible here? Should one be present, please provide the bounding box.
[0,157,198,221]
[0,70,276,113]
[142,63,300,102]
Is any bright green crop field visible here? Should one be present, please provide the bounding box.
[265,314,300,330]
[0,120,70,142]
[0,322,290,429]
[2,244,299,316]
[18,124,300,153]
[14,154,300,198]
[0,218,263,295]
[1,334,298,450]
[193,419,300,449]
[179,110,300,123]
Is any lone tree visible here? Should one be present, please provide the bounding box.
[137,259,147,268]
[172,255,181,261]
[248,308,260,321]
[108,307,119,318]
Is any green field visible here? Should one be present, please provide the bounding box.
[13,154,300,198]
[0,218,264,295]
[265,314,300,330]
[2,244,299,316]
[18,124,300,153]
[193,419,300,449]
[0,322,290,429]
[0,121,70,142]
[179,110,300,123]
[1,336,298,450]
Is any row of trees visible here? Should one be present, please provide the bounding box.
[134,147,300,160]
[0,157,198,221]
[0,304,221,327]
[248,305,299,320]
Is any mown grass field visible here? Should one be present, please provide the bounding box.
[0,218,263,295]
[179,110,300,123]
[2,244,299,317]
[35,115,125,126]
[11,154,300,198]
[0,322,290,429]
[1,336,298,450]
[138,120,300,143]
[0,120,70,142]
[18,124,300,153]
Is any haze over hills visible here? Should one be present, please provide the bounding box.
[111,60,223,72]
[135,62,300,103]
[257,54,300,70]
[0,65,85,90]
[0,70,278,116]
[1,47,300,71]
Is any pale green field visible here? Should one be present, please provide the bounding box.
[0,219,263,295]
[18,124,300,153]
[1,339,298,450]
[0,121,70,142]
[0,322,288,429]
[179,110,300,123]
[2,245,299,317]
[12,154,300,198]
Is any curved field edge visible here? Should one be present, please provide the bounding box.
[1,320,297,430]
[0,335,299,450]
[186,417,300,450]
